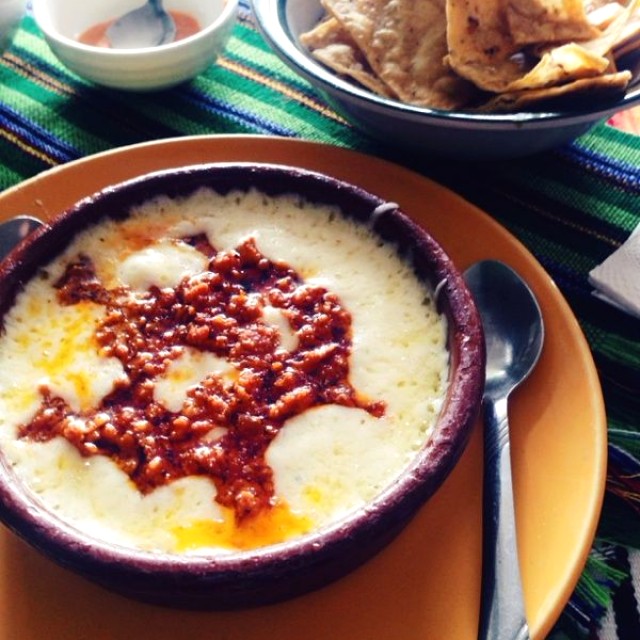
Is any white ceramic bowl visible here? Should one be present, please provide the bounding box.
[252,0,640,159]
[32,0,238,91]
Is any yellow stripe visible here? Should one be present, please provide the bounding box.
[5,52,81,99]
[499,186,623,247]
[0,127,58,167]
[218,57,348,125]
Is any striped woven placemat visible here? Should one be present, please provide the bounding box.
[1,3,640,637]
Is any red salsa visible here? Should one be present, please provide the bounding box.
[78,11,201,48]
[19,235,385,522]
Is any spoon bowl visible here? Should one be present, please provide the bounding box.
[464,259,544,640]
[469,261,544,398]
[0,216,45,262]
[107,0,176,49]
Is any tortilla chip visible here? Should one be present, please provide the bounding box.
[584,0,622,11]
[300,17,397,97]
[445,0,524,92]
[478,69,631,111]
[586,1,626,30]
[298,0,639,114]
[506,0,600,46]
[614,21,640,57]
[595,0,640,57]
[576,0,640,55]
[505,42,610,91]
[322,0,478,109]
[603,50,620,73]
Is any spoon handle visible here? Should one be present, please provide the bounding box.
[478,395,530,640]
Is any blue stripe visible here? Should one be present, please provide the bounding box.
[179,86,298,137]
[0,103,81,163]
[564,140,640,191]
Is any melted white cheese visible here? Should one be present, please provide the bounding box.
[116,240,208,291]
[0,188,449,554]
[262,304,298,352]
[267,405,408,521]
[154,348,237,413]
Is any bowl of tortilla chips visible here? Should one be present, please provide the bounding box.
[252,0,640,159]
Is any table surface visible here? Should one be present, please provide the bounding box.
[1,3,640,639]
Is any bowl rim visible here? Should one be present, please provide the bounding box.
[31,0,239,56]
[0,162,484,604]
[251,0,640,129]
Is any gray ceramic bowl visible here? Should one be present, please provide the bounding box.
[252,0,640,159]
[0,163,484,609]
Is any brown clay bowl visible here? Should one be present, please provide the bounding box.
[0,163,484,609]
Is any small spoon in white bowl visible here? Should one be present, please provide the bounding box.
[107,0,176,49]
[464,260,544,640]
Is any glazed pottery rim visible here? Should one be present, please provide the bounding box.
[0,163,483,583]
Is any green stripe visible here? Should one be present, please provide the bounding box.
[576,122,640,165]
[8,23,354,149]
[12,18,56,60]
[610,430,640,459]
[497,217,601,272]
[230,23,314,88]
[497,163,640,232]
[117,86,256,138]
[0,138,45,189]
[0,79,124,156]
[583,320,640,368]
[453,180,631,272]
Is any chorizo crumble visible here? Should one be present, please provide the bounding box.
[19,234,385,523]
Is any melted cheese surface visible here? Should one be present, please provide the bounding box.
[0,188,449,554]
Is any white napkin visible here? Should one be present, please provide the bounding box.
[589,224,640,319]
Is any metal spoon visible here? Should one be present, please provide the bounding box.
[0,216,44,262]
[106,0,176,49]
[464,260,544,640]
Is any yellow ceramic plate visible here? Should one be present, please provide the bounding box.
[0,135,606,640]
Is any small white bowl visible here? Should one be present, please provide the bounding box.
[32,0,238,91]
[252,0,640,159]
